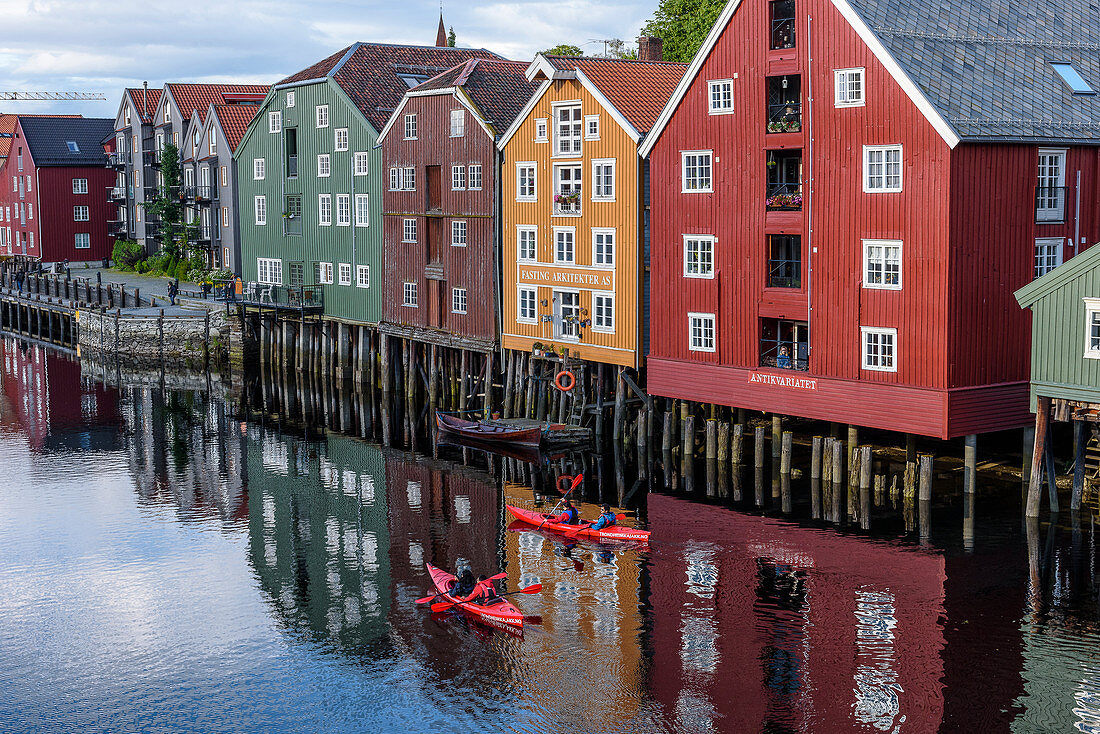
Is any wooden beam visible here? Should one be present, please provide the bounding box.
[1026,396,1050,518]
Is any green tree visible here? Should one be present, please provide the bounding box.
[640,0,725,62]
[141,142,194,259]
[541,43,583,56]
[447,26,456,47]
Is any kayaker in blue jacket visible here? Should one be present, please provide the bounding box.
[450,568,476,598]
[589,504,618,531]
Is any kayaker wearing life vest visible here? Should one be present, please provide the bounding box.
[450,568,476,598]
[460,574,500,605]
[549,498,581,525]
[589,504,618,531]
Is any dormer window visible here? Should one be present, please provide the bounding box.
[124,107,131,125]
[164,105,170,124]
[66,141,79,153]
[1052,63,1096,95]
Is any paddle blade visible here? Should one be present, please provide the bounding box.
[414,594,439,605]
[519,583,543,594]
[616,514,627,521]
[431,601,457,613]
[487,571,508,582]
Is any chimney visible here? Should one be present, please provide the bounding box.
[638,36,663,62]
[142,81,148,116]
[436,14,447,47]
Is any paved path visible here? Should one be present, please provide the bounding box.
[83,266,221,312]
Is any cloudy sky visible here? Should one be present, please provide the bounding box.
[0,0,659,119]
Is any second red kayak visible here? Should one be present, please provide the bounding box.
[425,563,525,631]
[506,505,651,542]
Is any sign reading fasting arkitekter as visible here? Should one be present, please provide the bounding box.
[747,372,818,390]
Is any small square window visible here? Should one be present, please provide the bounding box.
[72,178,88,194]
[315,104,329,128]
[861,327,897,371]
[403,219,417,243]
[356,265,370,288]
[338,262,352,286]
[334,128,349,151]
[451,220,467,247]
[584,115,600,140]
[403,281,418,306]
[689,313,716,352]
[450,109,465,137]
[518,287,537,322]
[452,287,467,314]
[707,80,734,114]
[286,91,296,107]
[863,145,902,192]
[534,118,548,142]
[684,235,715,278]
[835,68,865,107]
[862,239,902,289]
[404,114,417,139]
[682,151,713,192]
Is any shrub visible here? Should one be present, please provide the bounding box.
[112,239,144,270]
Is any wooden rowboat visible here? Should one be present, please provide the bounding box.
[435,411,546,448]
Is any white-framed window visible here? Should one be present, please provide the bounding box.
[403,218,417,242]
[209,129,217,156]
[554,164,582,214]
[222,207,229,227]
[334,128,348,151]
[452,287,467,314]
[28,204,33,220]
[861,327,897,371]
[26,175,31,193]
[554,102,582,156]
[286,90,295,108]
[862,239,902,289]
[1084,298,1100,358]
[269,111,281,133]
[317,154,331,177]
[1035,237,1064,278]
[863,145,903,192]
[255,196,268,226]
[336,194,350,226]
[356,264,370,288]
[315,104,329,128]
[468,164,482,190]
[220,166,227,187]
[592,159,615,200]
[517,226,537,261]
[73,206,89,222]
[707,79,734,114]
[517,287,537,322]
[835,68,865,107]
[592,228,615,267]
[404,114,417,139]
[318,194,332,226]
[1037,149,1067,222]
[452,165,466,190]
[684,235,716,278]
[403,281,418,306]
[516,163,537,201]
[451,220,467,246]
[163,103,171,124]
[72,178,88,194]
[389,167,415,191]
[354,152,370,176]
[257,257,282,285]
[554,227,575,263]
[338,262,352,285]
[450,109,465,137]
[593,292,614,331]
[682,151,713,192]
[689,313,716,352]
[254,158,265,180]
[355,194,369,227]
[534,118,548,142]
[584,114,600,140]
[316,261,334,284]
[74,233,90,249]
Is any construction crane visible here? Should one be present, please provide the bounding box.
[0,92,105,101]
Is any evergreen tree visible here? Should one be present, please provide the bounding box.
[640,0,725,62]
[447,26,456,46]
[141,143,192,259]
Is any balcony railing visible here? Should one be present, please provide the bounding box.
[107,186,126,202]
[215,280,324,312]
[179,185,215,203]
[760,354,809,371]
[767,102,802,133]
[1036,186,1066,222]
[107,151,131,167]
[554,188,582,215]
[765,181,802,210]
[107,219,129,237]
[767,258,801,288]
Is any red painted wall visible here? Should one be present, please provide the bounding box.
[381,93,497,345]
[0,136,41,257]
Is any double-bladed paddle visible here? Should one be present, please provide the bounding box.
[536,474,583,532]
[414,571,507,605]
[430,583,543,613]
[562,514,628,537]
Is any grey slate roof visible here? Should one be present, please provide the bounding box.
[19,116,114,166]
[415,59,539,134]
[847,0,1100,142]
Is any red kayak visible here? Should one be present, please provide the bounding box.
[506,505,651,543]
[425,563,525,632]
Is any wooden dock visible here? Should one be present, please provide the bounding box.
[488,418,592,447]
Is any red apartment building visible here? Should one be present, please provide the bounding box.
[640,0,1100,439]
[377,58,538,352]
[1,116,116,262]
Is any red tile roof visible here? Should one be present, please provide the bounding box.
[163,83,270,125]
[0,113,81,158]
[545,56,687,134]
[210,103,261,152]
[126,87,162,123]
[279,43,502,132]
[416,58,539,134]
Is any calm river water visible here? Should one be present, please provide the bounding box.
[1,337,1098,733]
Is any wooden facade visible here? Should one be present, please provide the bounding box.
[640,0,1100,439]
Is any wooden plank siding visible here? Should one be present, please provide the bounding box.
[500,80,643,368]
[381,92,497,346]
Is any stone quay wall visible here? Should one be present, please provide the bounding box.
[76,307,239,369]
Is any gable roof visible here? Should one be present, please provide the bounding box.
[209,102,261,152]
[17,116,115,166]
[0,114,81,159]
[1016,244,1100,308]
[162,83,269,125]
[125,87,162,123]
[276,42,502,132]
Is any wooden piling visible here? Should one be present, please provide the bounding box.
[780,431,792,475]
[918,453,934,502]
[1026,397,1050,517]
[732,424,744,464]
[717,422,729,463]
[811,436,822,480]
[754,425,765,469]
[859,447,872,529]
[771,414,782,459]
[705,419,718,461]
[963,434,977,495]
[1073,419,1086,511]
[662,411,673,454]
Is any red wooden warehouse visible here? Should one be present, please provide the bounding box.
[0,116,116,263]
[640,0,1100,439]
[377,58,538,353]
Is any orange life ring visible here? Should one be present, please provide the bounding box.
[555,370,575,392]
[557,475,573,493]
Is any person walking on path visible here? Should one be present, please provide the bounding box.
[167,279,179,306]
[15,268,25,295]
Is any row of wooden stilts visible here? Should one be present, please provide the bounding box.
[0,294,76,346]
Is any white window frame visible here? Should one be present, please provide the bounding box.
[452,287,467,314]
[468,164,483,191]
[318,262,334,285]
[681,150,713,193]
[354,152,370,176]
[318,194,332,226]
[1035,237,1064,278]
[684,235,716,278]
[209,129,217,156]
[861,326,897,372]
[389,166,415,191]
[338,262,352,286]
[335,193,350,226]
[451,220,467,247]
[269,111,281,133]
[257,257,282,285]
[584,114,600,140]
[334,127,349,151]
[553,101,582,157]
[286,91,295,108]
[450,109,465,137]
[863,144,903,193]
[553,226,576,264]
[74,205,89,222]
[534,118,548,142]
[592,292,615,333]
[315,104,329,128]
[222,207,229,227]
[591,158,616,201]
[707,79,735,114]
[517,225,537,262]
[689,312,716,353]
[403,281,418,307]
[834,68,865,107]
[72,178,88,194]
[452,164,466,190]
[517,286,538,323]
[254,158,265,180]
[1084,297,1100,359]
[516,163,537,201]
[74,233,90,249]
[317,154,331,177]
[403,218,417,243]
[553,163,582,215]
[404,114,417,140]
[354,194,369,227]
[862,239,903,290]
[592,228,615,267]
[356,264,370,289]
[1037,148,1067,222]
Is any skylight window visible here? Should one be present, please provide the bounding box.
[1052,62,1096,95]
[66,141,80,153]
[397,74,429,89]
